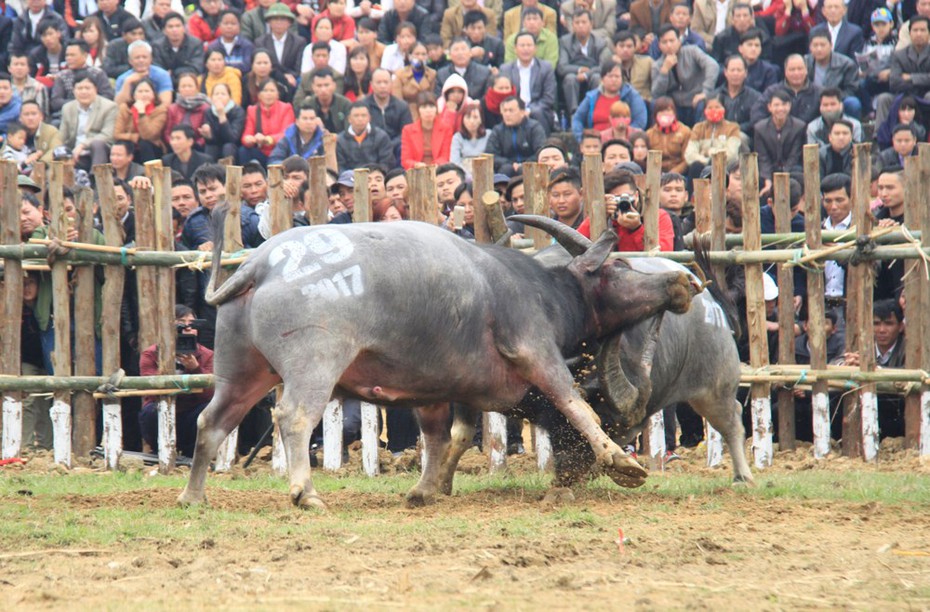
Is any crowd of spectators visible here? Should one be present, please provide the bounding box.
[4,0,919,458]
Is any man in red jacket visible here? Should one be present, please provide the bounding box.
[576,168,675,252]
[139,305,214,457]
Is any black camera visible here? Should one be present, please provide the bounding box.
[176,319,206,355]
[610,194,637,218]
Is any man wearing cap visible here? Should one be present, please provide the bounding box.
[859,8,897,114]
[328,170,356,223]
[103,17,146,79]
[254,4,307,88]
[809,0,865,61]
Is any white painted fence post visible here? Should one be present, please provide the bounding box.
[486,412,507,473]
[322,400,343,471]
[705,421,723,467]
[214,427,238,472]
[921,391,930,457]
[157,398,176,472]
[534,425,552,472]
[861,391,879,462]
[271,420,287,475]
[102,400,122,470]
[50,398,71,467]
[360,402,379,477]
[751,397,773,468]
[812,392,831,458]
[647,411,665,470]
[2,396,22,459]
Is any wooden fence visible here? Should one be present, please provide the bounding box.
[1,144,929,475]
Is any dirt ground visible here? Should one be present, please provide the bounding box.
[2,442,930,610]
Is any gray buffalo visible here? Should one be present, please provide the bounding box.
[177,211,696,508]
[441,218,754,494]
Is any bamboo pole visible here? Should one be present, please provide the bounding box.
[0,160,22,460]
[48,161,72,467]
[918,145,930,457]
[154,167,176,473]
[582,153,606,238]
[803,144,831,459]
[71,187,97,461]
[852,144,877,460]
[95,168,128,468]
[741,153,772,468]
[640,151,665,469]
[0,374,214,392]
[472,155,494,244]
[353,168,371,223]
[308,156,329,226]
[904,155,923,449]
[773,173,796,451]
[691,229,922,248]
[691,176,722,467]
[522,162,550,251]
[407,165,437,223]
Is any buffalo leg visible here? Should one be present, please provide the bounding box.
[178,364,281,506]
[436,405,480,496]
[690,395,754,485]
[406,403,451,507]
[276,383,336,509]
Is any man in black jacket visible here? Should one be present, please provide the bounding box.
[153,12,207,81]
[103,18,146,80]
[335,101,395,173]
[753,88,806,195]
[11,0,68,57]
[714,55,762,143]
[436,37,493,100]
[485,95,547,176]
[163,125,212,180]
[92,0,137,41]
[364,68,412,161]
[463,10,505,69]
[751,54,823,125]
[378,0,436,43]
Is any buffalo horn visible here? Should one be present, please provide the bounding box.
[508,215,593,256]
[596,333,639,427]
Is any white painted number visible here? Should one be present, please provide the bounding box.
[269,229,356,287]
[301,265,365,300]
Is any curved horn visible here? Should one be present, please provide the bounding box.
[508,214,593,256]
[596,333,640,430]
[495,228,514,247]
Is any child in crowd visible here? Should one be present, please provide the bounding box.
[2,122,32,173]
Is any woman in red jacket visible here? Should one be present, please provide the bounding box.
[188,0,224,44]
[239,78,295,165]
[400,92,454,169]
[164,72,210,149]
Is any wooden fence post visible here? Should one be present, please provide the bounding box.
[641,150,666,469]
[482,192,509,243]
[71,187,96,462]
[32,161,46,205]
[267,164,289,475]
[582,153,606,238]
[94,168,127,468]
[741,153,773,468]
[353,168,371,223]
[472,155,494,244]
[852,144,878,461]
[408,165,438,224]
[48,161,72,467]
[522,162,550,251]
[692,177,723,466]
[134,176,159,357]
[710,151,728,289]
[308,156,329,226]
[803,144,831,458]
[0,161,22,459]
[904,156,923,448]
[154,167,177,472]
[323,133,338,174]
[773,173,796,451]
[920,146,930,457]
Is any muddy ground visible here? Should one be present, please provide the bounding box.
[2,441,930,610]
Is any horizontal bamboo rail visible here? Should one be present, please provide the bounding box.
[686,229,923,249]
[0,374,213,392]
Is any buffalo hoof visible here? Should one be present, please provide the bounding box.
[405,489,435,508]
[290,485,327,510]
[542,487,576,505]
[177,489,206,507]
[599,450,648,489]
[732,475,756,488]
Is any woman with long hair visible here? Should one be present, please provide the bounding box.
[242,49,292,107]
[164,72,211,149]
[200,49,243,105]
[482,74,516,131]
[343,46,372,102]
[392,41,436,120]
[631,132,649,172]
[450,102,488,166]
[380,21,417,72]
[114,77,167,162]
[372,197,408,222]
[77,16,107,69]
[876,95,927,150]
[400,91,453,168]
[239,78,295,165]
[201,82,246,160]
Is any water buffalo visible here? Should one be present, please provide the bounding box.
[177,211,695,509]
[438,218,754,495]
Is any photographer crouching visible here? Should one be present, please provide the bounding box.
[139,305,214,457]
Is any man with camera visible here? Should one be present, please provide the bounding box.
[138,305,214,457]
[576,169,676,252]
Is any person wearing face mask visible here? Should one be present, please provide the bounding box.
[571,57,647,141]
[598,100,635,143]
[646,96,691,174]
[392,41,437,121]
[684,93,740,183]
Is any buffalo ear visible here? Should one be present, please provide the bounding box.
[571,229,617,274]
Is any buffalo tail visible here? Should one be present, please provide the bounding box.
[693,237,742,341]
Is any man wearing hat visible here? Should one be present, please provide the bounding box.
[254,3,307,88]
[329,170,356,224]
[859,8,897,113]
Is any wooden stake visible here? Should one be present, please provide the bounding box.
[322,399,342,470]
[522,163,550,251]
[472,155,494,244]
[134,177,158,353]
[773,173,796,451]
[353,168,371,223]
[641,150,665,469]
[741,153,772,468]
[482,192,509,243]
[852,144,877,460]
[0,161,22,460]
[323,133,338,174]
[407,165,437,223]
[710,151,727,284]
[308,156,329,226]
[48,161,72,467]
[803,144,831,458]
[582,153,606,238]
[154,167,176,472]
[71,187,97,461]
[267,165,291,236]
[917,145,930,457]
[32,160,46,204]
[219,166,243,289]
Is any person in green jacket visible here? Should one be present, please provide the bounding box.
[503,8,559,66]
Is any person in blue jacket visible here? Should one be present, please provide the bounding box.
[571,58,647,142]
